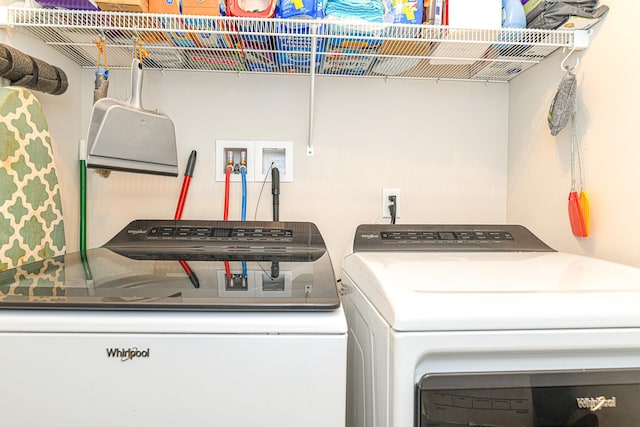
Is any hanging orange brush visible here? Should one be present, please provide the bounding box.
[568,101,589,237]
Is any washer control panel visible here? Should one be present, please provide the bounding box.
[147,225,293,242]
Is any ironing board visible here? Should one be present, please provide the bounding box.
[0,87,66,274]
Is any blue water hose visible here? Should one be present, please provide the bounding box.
[241,166,247,221]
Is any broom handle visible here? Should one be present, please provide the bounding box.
[128,58,143,109]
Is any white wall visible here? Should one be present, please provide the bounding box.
[9,5,638,272]
[507,0,640,267]
[4,22,510,272]
[80,69,509,268]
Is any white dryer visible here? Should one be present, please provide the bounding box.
[341,224,640,427]
[0,220,347,427]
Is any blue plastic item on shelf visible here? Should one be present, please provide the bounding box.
[276,20,325,73]
[276,0,316,18]
[502,0,526,28]
[495,0,526,51]
[275,0,326,72]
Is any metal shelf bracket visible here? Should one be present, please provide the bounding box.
[0,6,11,28]
[572,29,592,50]
[307,20,318,157]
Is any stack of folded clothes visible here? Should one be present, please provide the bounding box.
[325,0,385,23]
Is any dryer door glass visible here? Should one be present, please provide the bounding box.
[418,369,640,427]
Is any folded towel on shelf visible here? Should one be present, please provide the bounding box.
[325,0,385,23]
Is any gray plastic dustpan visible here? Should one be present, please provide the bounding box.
[86,59,178,177]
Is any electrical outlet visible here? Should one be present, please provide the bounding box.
[382,188,400,219]
[256,270,292,297]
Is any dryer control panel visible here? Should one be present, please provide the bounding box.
[353,224,554,252]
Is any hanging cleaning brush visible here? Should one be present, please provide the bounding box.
[93,37,109,103]
[568,98,590,237]
[92,37,111,178]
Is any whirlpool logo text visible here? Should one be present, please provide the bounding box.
[576,396,616,412]
[106,347,150,362]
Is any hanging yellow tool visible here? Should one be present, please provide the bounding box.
[550,48,590,238]
[568,98,590,237]
[132,35,149,65]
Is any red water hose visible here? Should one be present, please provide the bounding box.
[224,166,231,221]
[224,165,232,279]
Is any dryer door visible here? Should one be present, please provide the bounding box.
[418,369,640,427]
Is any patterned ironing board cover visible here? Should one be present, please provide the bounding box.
[0,87,66,272]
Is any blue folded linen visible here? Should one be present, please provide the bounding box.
[325,0,384,23]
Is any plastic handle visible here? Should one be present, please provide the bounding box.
[185,150,197,177]
[271,167,280,195]
[580,191,590,236]
[129,58,143,109]
[568,191,587,237]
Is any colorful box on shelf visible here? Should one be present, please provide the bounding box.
[223,0,277,70]
[96,0,149,12]
[369,35,429,76]
[154,16,198,47]
[382,0,423,24]
[278,49,321,73]
[227,0,276,17]
[183,16,234,48]
[241,38,278,71]
[275,21,325,73]
[470,59,530,80]
[326,19,384,50]
[321,44,378,75]
[149,0,223,15]
[276,0,316,19]
[34,0,99,10]
[468,46,536,80]
[149,0,233,48]
[321,20,383,74]
[142,48,185,68]
[274,0,326,73]
[182,49,246,70]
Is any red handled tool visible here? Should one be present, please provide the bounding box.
[175,150,197,220]
[175,150,199,288]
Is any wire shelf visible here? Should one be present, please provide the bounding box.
[4,7,578,82]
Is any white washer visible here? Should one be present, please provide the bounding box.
[341,224,640,427]
[0,220,347,427]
